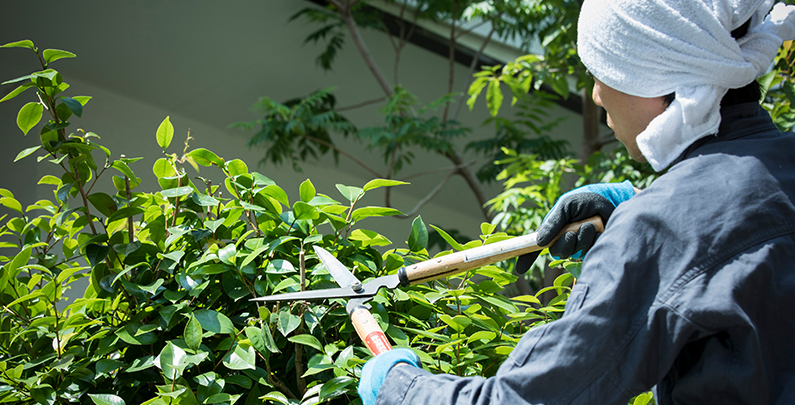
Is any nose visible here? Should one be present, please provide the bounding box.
[591,80,603,107]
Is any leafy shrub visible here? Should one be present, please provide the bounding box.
[0,41,574,405]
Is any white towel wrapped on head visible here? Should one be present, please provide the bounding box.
[578,0,795,171]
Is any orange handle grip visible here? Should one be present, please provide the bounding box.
[350,306,392,355]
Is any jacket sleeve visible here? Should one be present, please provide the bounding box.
[376,205,711,405]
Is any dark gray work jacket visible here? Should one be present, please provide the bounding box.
[377,103,795,405]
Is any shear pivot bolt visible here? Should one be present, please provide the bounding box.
[351,281,363,292]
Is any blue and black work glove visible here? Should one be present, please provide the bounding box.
[516,180,636,274]
[358,348,421,405]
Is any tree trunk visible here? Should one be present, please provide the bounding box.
[578,85,602,162]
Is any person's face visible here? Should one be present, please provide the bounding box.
[591,78,669,162]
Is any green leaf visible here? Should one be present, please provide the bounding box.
[262,184,289,206]
[486,79,503,117]
[156,341,188,380]
[17,102,43,135]
[106,206,144,225]
[43,48,76,64]
[300,179,316,202]
[86,244,110,267]
[223,342,256,370]
[349,229,392,247]
[194,309,234,334]
[428,224,465,251]
[319,376,355,401]
[277,310,301,337]
[218,244,237,265]
[115,323,158,345]
[139,279,164,295]
[293,201,319,220]
[186,147,224,166]
[225,158,248,176]
[408,216,428,252]
[87,192,118,217]
[477,294,519,313]
[156,116,174,149]
[260,391,291,405]
[192,192,219,207]
[351,206,403,222]
[161,186,193,198]
[110,160,138,181]
[288,334,323,351]
[14,145,41,162]
[0,82,35,103]
[60,96,83,118]
[362,179,409,191]
[2,39,36,51]
[511,295,541,306]
[88,394,126,405]
[0,197,23,214]
[336,184,363,203]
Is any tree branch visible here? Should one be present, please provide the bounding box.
[452,26,496,121]
[338,4,394,97]
[442,0,459,122]
[446,150,493,221]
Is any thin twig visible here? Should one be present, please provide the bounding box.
[302,134,382,178]
[336,96,386,112]
[392,168,457,219]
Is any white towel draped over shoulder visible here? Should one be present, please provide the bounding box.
[578,0,795,171]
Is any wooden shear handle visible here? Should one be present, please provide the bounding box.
[402,216,604,284]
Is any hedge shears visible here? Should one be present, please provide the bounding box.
[251,217,602,355]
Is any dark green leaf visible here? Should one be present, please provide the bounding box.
[85,244,110,267]
[106,207,144,224]
[319,376,355,401]
[194,309,234,334]
[59,96,83,118]
[288,334,323,351]
[115,323,158,345]
[87,192,117,217]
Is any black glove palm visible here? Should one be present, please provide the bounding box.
[516,181,636,274]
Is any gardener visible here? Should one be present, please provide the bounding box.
[357,0,795,404]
